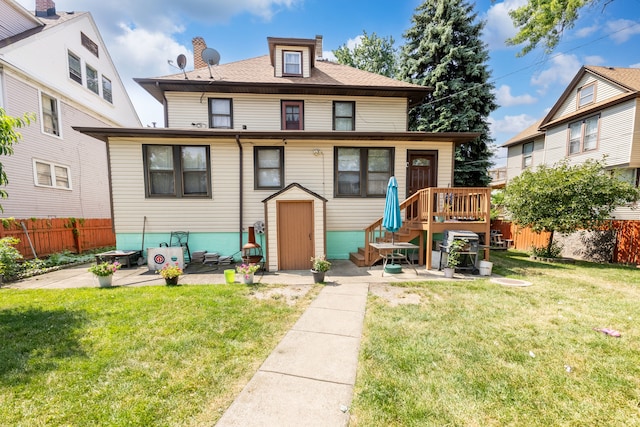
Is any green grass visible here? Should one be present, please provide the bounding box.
[352,251,640,426]
[0,284,316,426]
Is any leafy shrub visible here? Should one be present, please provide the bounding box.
[531,241,563,258]
[0,237,23,277]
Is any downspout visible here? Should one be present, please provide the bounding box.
[236,135,243,253]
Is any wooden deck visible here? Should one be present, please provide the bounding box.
[353,187,491,270]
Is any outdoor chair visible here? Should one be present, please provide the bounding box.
[160,231,191,263]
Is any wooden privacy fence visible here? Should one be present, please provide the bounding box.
[0,218,115,259]
[492,219,640,265]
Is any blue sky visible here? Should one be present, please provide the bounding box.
[15,0,640,166]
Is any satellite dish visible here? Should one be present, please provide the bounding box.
[253,220,265,234]
[176,54,187,69]
[201,48,220,66]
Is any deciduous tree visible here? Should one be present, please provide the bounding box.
[0,108,33,210]
[333,31,397,78]
[504,159,640,256]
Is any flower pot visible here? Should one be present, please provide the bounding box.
[165,276,179,286]
[443,267,455,279]
[311,270,326,284]
[241,273,254,285]
[97,275,113,287]
[224,269,236,284]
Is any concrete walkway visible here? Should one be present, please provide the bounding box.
[216,281,368,426]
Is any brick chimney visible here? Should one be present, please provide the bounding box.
[35,0,56,17]
[315,35,323,60]
[192,37,207,69]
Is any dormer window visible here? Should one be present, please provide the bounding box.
[283,51,302,76]
[578,83,595,107]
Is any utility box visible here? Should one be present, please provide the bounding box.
[147,247,184,271]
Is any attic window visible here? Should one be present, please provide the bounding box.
[81,32,99,58]
[283,51,302,76]
[68,51,82,84]
[578,83,595,107]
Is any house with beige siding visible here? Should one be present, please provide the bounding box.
[78,35,487,271]
[503,66,640,220]
[0,0,140,219]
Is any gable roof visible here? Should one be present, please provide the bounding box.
[540,65,640,130]
[135,55,431,106]
[262,182,328,203]
[502,119,544,147]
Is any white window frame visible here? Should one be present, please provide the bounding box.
[40,92,61,137]
[33,159,72,190]
[102,75,113,103]
[68,50,82,84]
[522,141,533,169]
[86,64,99,94]
[283,51,302,76]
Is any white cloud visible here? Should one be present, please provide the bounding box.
[583,55,605,66]
[606,19,640,43]
[530,54,581,93]
[489,114,538,135]
[494,85,536,107]
[575,24,599,38]
[629,62,640,68]
[482,0,527,50]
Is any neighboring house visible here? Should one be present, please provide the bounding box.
[0,0,140,219]
[77,35,485,271]
[503,66,640,220]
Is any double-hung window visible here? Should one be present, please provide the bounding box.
[283,51,302,76]
[86,65,99,94]
[68,51,82,84]
[333,101,355,130]
[102,76,113,103]
[254,147,284,189]
[209,98,232,128]
[143,145,211,198]
[41,93,60,136]
[281,100,303,130]
[34,160,71,189]
[568,115,599,155]
[522,142,533,169]
[578,83,595,108]
[335,147,393,197]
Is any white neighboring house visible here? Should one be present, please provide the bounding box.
[0,0,140,219]
[503,66,640,220]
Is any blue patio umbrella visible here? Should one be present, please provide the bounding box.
[382,176,402,244]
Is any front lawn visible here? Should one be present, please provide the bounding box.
[352,251,640,426]
[0,284,315,426]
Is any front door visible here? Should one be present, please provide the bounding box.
[407,151,437,197]
[277,200,314,270]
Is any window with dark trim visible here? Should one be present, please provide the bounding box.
[281,100,303,130]
[283,51,302,76]
[334,147,393,197]
[41,93,60,136]
[522,141,533,169]
[568,115,599,155]
[578,83,595,107]
[333,101,355,130]
[68,51,82,84]
[254,147,284,189]
[143,145,211,198]
[209,98,233,128]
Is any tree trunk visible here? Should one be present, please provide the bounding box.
[546,230,555,256]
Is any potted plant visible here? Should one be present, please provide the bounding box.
[88,261,121,287]
[310,255,331,283]
[443,239,467,278]
[236,263,260,284]
[158,262,183,285]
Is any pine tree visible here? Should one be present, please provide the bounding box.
[398,0,497,187]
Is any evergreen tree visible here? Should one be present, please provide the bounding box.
[398,0,497,187]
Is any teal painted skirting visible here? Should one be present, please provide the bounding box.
[326,231,364,259]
